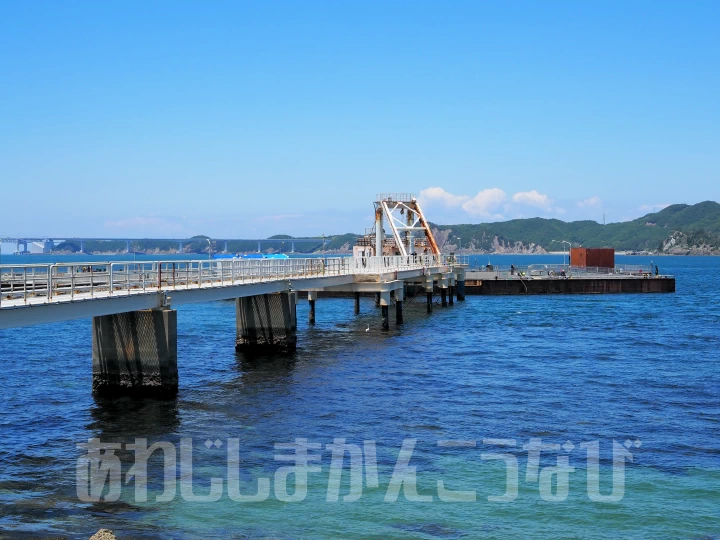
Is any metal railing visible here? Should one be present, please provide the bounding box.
[376,193,415,203]
[0,255,467,307]
[467,263,666,280]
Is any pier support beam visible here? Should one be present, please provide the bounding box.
[449,274,455,306]
[236,292,297,354]
[395,286,404,325]
[379,291,391,331]
[375,292,381,307]
[440,274,449,307]
[92,308,178,398]
[308,291,316,325]
[354,292,360,314]
[425,276,434,313]
[456,268,466,301]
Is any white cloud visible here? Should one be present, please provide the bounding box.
[419,187,469,207]
[578,196,602,208]
[462,188,507,217]
[638,204,670,213]
[512,190,551,209]
[419,186,568,222]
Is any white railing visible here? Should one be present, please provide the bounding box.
[0,255,467,307]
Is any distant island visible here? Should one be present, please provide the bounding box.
[47,201,720,256]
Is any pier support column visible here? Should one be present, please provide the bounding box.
[425,277,434,313]
[440,275,449,307]
[456,268,466,301]
[379,291,391,330]
[92,308,178,398]
[448,274,455,306]
[395,286,404,325]
[236,292,297,354]
[354,292,360,314]
[375,292,381,308]
[308,291,316,325]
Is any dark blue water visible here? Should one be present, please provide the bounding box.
[1,255,718,539]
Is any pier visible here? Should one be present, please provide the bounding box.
[0,194,676,398]
[0,256,467,398]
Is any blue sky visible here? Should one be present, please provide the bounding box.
[1,1,718,238]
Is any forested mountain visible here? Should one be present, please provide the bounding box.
[432,201,720,254]
[50,202,720,255]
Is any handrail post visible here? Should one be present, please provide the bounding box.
[47,264,54,301]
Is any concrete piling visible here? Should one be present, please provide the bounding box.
[236,292,297,354]
[92,308,178,398]
[354,292,360,314]
[395,286,404,325]
[456,269,466,301]
[378,290,391,330]
[425,276,435,313]
[381,305,389,330]
[308,291,316,325]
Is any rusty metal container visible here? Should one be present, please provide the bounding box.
[570,248,615,269]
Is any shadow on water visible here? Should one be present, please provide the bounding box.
[88,395,181,440]
[0,397,182,537]
[235,350,298,381]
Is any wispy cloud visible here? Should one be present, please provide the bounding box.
[638,204,670,213]
[578,196,602,208]
[417,186,571,221]
[512,190,551,209]
[462,188,507,218]
[419,187,469,207]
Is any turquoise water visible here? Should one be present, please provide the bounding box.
[0,254,718,538]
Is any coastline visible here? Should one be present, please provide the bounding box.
[9,250,717,257]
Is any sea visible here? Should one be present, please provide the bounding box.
[0,253,718,539]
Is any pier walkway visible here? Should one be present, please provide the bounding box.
[0,255,466,329]
[1,255,467,398]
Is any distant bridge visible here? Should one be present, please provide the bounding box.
[1,237,332,254]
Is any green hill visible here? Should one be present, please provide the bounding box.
[49,202,720,255]
[433,201,720,254]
